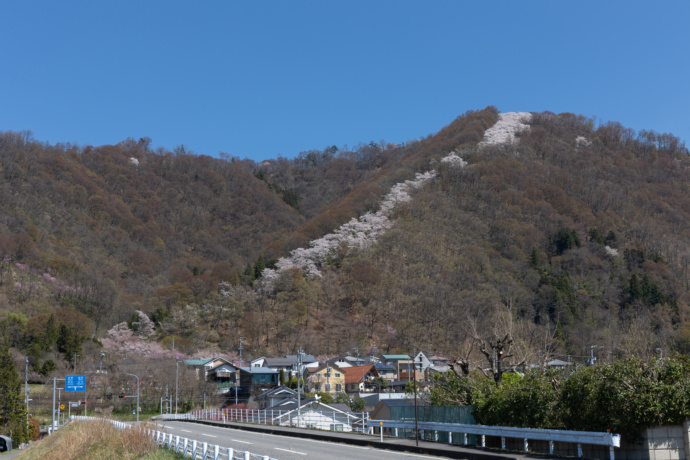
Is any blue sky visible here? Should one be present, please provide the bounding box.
[1,1,688,161]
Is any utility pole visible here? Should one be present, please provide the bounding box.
[73,353,79,372]
[175,357,179,414]
[25,356,29,431]
[51,377,56,433]
[413,347,419,447]
[297,352,302,423]
[239,337,246,368]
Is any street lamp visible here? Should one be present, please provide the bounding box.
[123,373,140,423]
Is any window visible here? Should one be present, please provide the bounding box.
[334,373,341,378]
[335,384,342,392]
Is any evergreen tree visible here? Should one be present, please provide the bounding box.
[56,324,82,362]
[629,274,643,302]
[43,314,58,351]
[0,348,28,446]
[254,254,266,279]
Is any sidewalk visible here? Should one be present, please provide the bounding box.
[181,418,557,460]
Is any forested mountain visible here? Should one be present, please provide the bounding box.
[1,107,690,373]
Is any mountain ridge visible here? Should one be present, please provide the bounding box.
[2,107,690,371]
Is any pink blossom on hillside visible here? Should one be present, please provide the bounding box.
[102,321,166,357]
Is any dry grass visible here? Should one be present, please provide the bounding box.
[19,419,180,460]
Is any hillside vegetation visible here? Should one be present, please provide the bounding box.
[1,107,690,372]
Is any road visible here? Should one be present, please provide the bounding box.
[158,420,452,460]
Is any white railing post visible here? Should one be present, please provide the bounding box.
[227,447,234,459]
[244,451,250,460]
[176,435,180,452]
[202,441,207,459]
[183,438,188,456]
[524,438,529,452]
[214,444,219,460]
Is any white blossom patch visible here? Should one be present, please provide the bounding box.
[440,152,467,167]
[129,157,140,166]
[480,112,532,146]
[576,136,592,148]
[605,246,619,257]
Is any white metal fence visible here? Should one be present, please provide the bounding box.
[371,419,621,460]
[156,408,368,433]
[70,416,277,460]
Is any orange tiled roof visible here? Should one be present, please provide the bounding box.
[342,365,376,384]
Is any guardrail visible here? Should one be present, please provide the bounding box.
[69,416,277,460]
[371,419,621,460]
[155,408,368,433]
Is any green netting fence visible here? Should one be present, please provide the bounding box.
[389,405,477,444]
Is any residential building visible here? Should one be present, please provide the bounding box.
[381,354,412,379]
[238,367,279,393]
[374,363,396,381]
[254,385,298,410]
[342,365,379,393]
[305,363,345,394]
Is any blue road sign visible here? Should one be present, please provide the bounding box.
[65,375,86,392]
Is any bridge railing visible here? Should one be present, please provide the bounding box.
[371,419,621,460]
[155,408,368,433]
[69,416,278,460]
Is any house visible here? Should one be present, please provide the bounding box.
[547,359,572,368]
[305,363,346,394]
[369,399,414,421]
[238,367,279,393]
[381,354,412,378]
[271,398,361,432]
[206,362,237,394]
[429,355,450,365]
[285,354,317,366]
[327,357,353,368]
[342,365,379,393]
[254,385,298,410]
[374,363,397,381]
[184,357,235,380]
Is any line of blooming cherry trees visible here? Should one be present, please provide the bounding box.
[260,152,467,287]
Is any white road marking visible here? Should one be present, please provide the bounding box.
[275,447,307,455]
[231,439,252,444]
[202,434,217,437]
[179,429,192,433]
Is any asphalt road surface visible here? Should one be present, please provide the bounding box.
[158,420,452,460]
